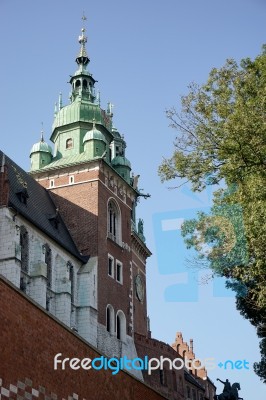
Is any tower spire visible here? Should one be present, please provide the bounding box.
[41,122,44,142]
[76,13,89,66]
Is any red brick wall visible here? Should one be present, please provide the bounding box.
[0,276,166,400]
[49,178,99,256]
[135,333,185,400]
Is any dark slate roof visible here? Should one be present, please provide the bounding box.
[0,150,88,263]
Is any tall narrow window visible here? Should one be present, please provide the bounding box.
[68,262,74,304]
[108,255,114,277]
[20,276,26,293]
[106,305,114,334]
[116,261,123,284]
[44,244,52,288]
[116,310,126,341]
[46,296,50,311]
[107,199,121,243]
[20,226,29,273]
[113,213,116,237]
[107,307,111,332]
[108,202,116,236]
[116,313,121,340]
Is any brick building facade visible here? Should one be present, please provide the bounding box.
[0,275,166,400]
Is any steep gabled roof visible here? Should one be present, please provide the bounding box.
[0,150,88,263]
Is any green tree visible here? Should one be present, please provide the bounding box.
[159,46,266,382]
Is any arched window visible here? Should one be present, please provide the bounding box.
[75,79,81,88]
[107,199,121,243]
[66,138,73,149]
[116,310,126,341]
[106,304,114,334]
[83,79,88,89]
[20,226,29,273]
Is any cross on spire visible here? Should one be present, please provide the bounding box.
[82,12,87,23]
[76,13,89,66]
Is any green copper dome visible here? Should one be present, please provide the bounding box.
[112,155,131,168]
[52,101,112,135]
[83,125,107,144]
[30,138,53,155]
[30,134,53,171]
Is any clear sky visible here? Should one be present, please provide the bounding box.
[1,1,266,398]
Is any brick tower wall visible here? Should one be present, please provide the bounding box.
[33,162,149,339]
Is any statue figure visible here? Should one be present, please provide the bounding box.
[215,379,242,400]
[138,218,144,235]
[217,378,231,398]
[137,218,146,243]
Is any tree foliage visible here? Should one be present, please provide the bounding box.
[159,46,266,382]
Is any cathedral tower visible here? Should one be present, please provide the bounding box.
[29,18,151,368]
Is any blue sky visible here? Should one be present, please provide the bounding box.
[1,0,266,398]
